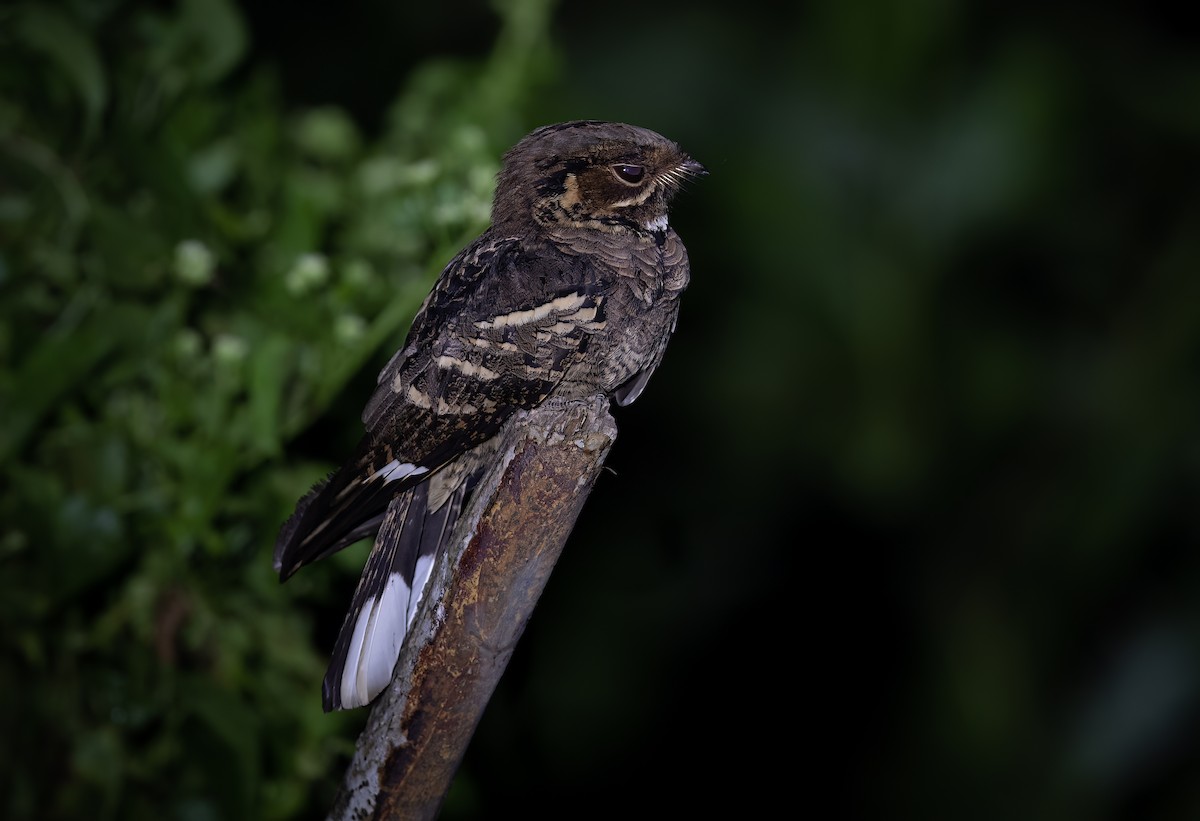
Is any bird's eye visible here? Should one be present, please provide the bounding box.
[612,164,645,184]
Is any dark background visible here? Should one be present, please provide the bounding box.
[4,0,1200,818]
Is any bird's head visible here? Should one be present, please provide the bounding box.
[493,120,706,236]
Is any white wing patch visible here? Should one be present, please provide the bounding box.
[435,355,499,380]
[370,459,431,485]
[474,292,589,330]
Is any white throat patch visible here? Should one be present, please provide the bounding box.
[644,214,669,232]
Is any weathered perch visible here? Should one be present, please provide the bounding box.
[328,395,617,820]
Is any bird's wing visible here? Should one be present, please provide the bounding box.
[274,233,609,581]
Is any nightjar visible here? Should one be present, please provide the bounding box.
[275,120,705,711]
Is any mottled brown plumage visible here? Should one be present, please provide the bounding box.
[275,121,705,711]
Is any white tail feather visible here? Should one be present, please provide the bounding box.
[406,554,435,626]
[340,574,413,709]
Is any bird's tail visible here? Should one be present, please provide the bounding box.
[320,471,476,711]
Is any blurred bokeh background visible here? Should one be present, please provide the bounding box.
[3,0,1199,818]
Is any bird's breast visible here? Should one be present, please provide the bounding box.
[556,230,689,398]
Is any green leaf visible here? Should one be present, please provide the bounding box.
[15,5,108,138]
[70,727,124,817]
[178,0,248,83]
[246,331,292,459]
[179,676,261,819]
[293,107,361,163]
[0,295,139,462]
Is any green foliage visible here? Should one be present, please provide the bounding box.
[0,0,556,818]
